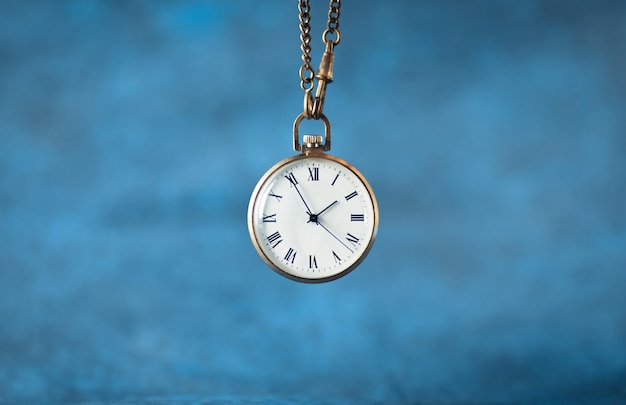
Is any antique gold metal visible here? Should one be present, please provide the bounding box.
[293,112,331,153]
[247,153,379,284]
[298,0,314,91]
[303,135,323,147]
[247,0,377,283]
[298,0,341,119]
[311,42,335,118]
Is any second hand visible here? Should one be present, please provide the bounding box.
[316,219,353,253]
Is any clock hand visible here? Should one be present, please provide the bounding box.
[308,200,337,223]
[285,175,313,215]
[316,219,354,253]
[317,200,338,216]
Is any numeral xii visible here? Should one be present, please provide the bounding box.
[308,167,319,181]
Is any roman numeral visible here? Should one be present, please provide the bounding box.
[332,250,341,263]
[309,255,318,269]
[331,173,339,186]
[284,247,297,264]
[346,233,360,245]
[351,214,364,222]
[284,172,298,187]
[266,231,283,248]
[345,191,358,201]
[268,189,283,201]
[262,213,277,222]
[308,167,319,181]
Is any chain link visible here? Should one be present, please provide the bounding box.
[298,0,314,90]
[298,0,341,118]
[325,1,340,43]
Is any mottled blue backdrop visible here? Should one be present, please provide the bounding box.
[1,1,625,404]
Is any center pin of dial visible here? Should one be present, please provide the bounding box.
[308,213,319,223]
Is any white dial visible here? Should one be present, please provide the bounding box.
[248,153,378,283]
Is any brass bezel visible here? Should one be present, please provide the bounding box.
[247,153,379,283]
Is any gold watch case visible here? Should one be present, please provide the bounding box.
[248,151,379,283]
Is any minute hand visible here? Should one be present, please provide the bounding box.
[285,175,313,215]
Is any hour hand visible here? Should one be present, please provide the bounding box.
[317,200,338,216]
[308,200,337,223]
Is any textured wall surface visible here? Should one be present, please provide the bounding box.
[1,1,626,404]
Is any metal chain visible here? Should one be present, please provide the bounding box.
[325,1,341,43]
[298,0,341,119]
[298,0,314,91]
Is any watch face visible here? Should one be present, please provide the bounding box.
[248,154,378,283]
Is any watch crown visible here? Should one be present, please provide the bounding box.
[303,135,323,146]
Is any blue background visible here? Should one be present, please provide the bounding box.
[1,1,625,404]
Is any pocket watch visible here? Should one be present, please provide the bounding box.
[248,114,379,283]
[247,0,378,283]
